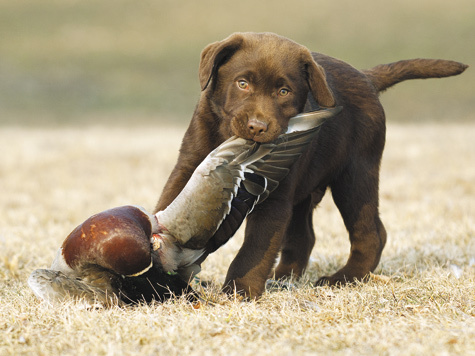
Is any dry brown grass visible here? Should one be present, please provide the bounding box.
[1,123,474,355]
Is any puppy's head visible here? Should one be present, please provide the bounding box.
[199,32,335,142]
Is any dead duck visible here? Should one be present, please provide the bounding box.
[28,107,341,306]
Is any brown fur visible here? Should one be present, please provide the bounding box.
[154,32,467,298]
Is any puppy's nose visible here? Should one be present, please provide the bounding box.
[247,118,268,136]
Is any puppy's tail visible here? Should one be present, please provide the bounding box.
[364,59,468,92]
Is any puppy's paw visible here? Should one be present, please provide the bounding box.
[222,278,265,300]
[315,272,370,287]
[315,275,351,287]
[265,279,296,292]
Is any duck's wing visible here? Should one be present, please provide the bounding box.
[156,107,341,250]
[203,108,343,254]
[202,172,266,255]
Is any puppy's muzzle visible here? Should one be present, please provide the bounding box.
[247,118,268,139]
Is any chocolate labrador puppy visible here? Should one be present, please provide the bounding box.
[154,32,467,298]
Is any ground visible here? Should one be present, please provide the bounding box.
[1,123,474,355]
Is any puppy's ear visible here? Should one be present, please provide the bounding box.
[301,50,336,108]
[199,33,244,91]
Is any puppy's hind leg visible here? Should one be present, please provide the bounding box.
[316,161,387,286]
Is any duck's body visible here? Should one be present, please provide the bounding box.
[28,107,341,306]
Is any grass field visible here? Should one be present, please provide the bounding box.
[1,123,474,355]
[1,0,474,354]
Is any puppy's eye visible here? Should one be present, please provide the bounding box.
[278,88,290,96]
[237,80,249,90]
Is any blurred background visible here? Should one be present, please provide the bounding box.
[0,0,473,126]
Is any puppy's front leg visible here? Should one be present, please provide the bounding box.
[223,199,292,298]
